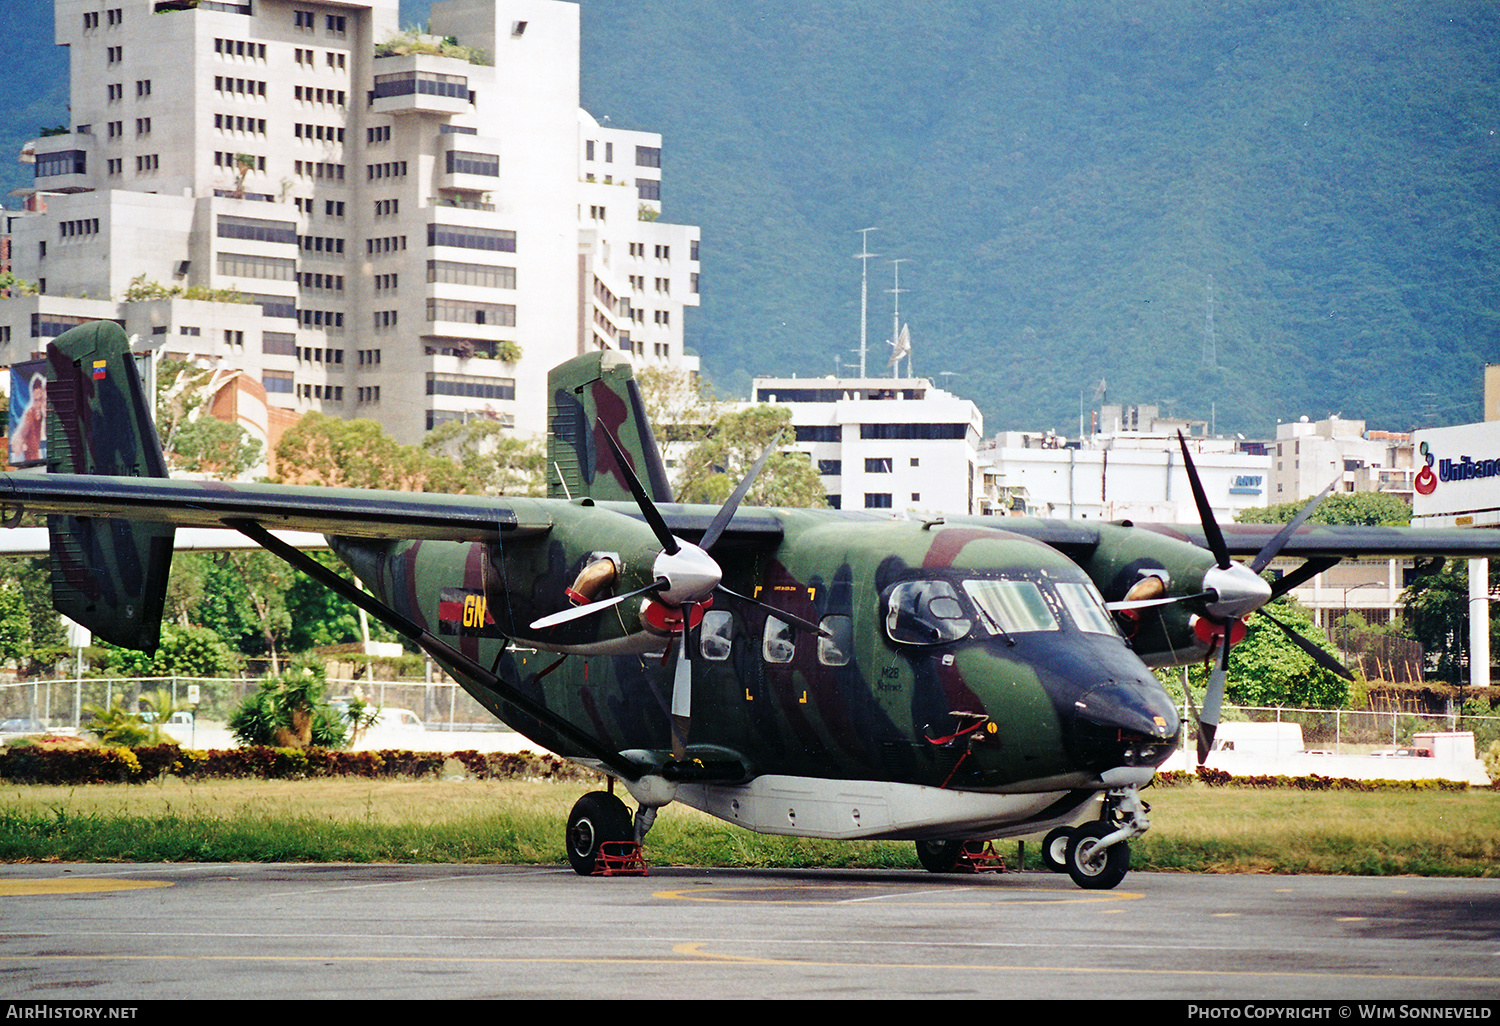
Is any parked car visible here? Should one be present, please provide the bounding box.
[0,717,49,734]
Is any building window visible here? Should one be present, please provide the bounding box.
[818,460,841,477]
[427,261,515,289]
[326,14,346,36]
[136,80,151,97]
[636,146,661,168]
[294,10,315,30]
[865,458,892,473]
[426,298,516,327]
[107,46,122,63]
[427,224,516,252]
[264,371,294,394]
[446,150,498,176]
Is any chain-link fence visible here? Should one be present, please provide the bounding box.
[1178,702,1500,754]
[0,675,502,733]
[6,675,1498,755]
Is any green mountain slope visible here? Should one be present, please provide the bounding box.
[7,1,1495,437]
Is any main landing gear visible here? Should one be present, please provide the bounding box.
[565,791,635,875]
[1039,784,1150,890]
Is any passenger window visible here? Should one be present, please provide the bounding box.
[884,581,971,645]
[818,615,852,666]
[700,609,733,661]
[762,615,795,663]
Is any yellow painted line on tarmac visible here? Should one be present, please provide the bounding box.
[0,879,174,896]
[652,883,1142,906]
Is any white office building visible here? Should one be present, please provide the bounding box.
[752,376,984,515]
[2,0,700,444]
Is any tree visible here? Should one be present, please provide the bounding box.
[420,418,544,496]
[1167,597,1350,710]
[228,658,348,749]
[1235,491,1411,527]
[98,622,241,679]
[675,405,827,508]
[273,413,434,490]
[1402,561,1500,686]
[635,364,722,445]
[170,416,262,480]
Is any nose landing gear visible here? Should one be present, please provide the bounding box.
[1039,784,1150,890]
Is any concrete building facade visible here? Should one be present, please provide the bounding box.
[752,376,984,515]
[3,0,699,444]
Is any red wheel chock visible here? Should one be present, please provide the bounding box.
[953,840,1006,873]
[594,840,649,876]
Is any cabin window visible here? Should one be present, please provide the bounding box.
[818,615,852,666]
[700,610,733,661]
[961,580,1059,635]
[1054,581,1119,636]
[884,581,971,646]
[762,616,794,663]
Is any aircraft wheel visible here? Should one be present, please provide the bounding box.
[1041,827,1074,873]
[914,839,964,873]
[566,791,634,876]
[1065,821,1130,890]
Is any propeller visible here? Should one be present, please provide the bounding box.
[530,428,826,761]
[1172,432,1351,763]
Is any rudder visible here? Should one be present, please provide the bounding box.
[547,350,672,503]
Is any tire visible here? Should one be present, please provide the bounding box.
[914,839,964,873]
[566,791,634,876]
[1041,827,1074,874]
[1065,820,1130,890]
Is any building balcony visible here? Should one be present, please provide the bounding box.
[369,54,475,118]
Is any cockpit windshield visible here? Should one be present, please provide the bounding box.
[1053,580,1117,636]
[961,579,1059,635]
[884,574,1122,646]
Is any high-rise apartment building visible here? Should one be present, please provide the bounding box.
[2,0,700,444]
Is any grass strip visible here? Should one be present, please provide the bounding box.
[0,778,1495,876]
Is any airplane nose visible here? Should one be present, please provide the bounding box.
[1069,678,1181,772]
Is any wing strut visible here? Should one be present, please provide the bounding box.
[227,519,649,781]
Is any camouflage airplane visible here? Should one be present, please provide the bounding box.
[6,322,1498,889]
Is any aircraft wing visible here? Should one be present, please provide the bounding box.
[1160,522,1500,559]
[0,474,554,543]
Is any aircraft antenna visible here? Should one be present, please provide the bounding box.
[854,227,878,377]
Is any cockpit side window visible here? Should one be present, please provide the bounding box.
[885,581,972,645]
[961,579,1059,635]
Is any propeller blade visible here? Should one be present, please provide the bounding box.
[528,578,666,630]
[601,429,679,555]
[1267,555,1341,602]
[1197,626,1231,765]
[670,629,693,760]
[716,584,831,637]
[1248,479,1337,574]
[698,431,783,553]
[1105,590,1214,612]
[1257,607,1356,681]
[1177,431,1231,570]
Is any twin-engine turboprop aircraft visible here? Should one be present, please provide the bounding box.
[6,322,1497,889]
